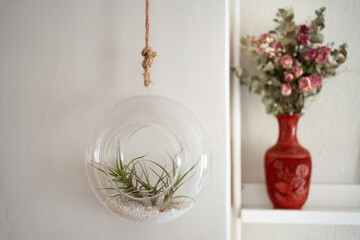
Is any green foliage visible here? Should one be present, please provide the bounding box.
[309,33,324,44]
[159,153,198,212]
[231,7,348,115]
[91,147,198,211]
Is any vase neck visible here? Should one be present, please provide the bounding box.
[276,114,301,145]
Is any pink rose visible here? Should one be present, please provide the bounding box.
[297,33,309,46]
[300,25,308,33]
[281,84,292,96]
[292,66,303,78]
[319,46,331,54]
[315,46,331,64]
[295,60,301,67]
[281,55,293,68]
[260,33,271,43]
[256,48,264,54]
[274,42,282,51]
[285,73,294,82]
[304,49,317,61]
[298,77,313,92]
[300,25,314,34]
[310,74,322,87]
[315,52,329,64]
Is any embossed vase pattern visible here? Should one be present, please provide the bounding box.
[265,114,311,209]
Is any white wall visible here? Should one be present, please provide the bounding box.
[240,0,360,239]
[0,1,230,239]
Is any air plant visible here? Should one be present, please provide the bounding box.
[90,146,198,211]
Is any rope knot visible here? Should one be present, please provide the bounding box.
[141,0,156,87]
[141,46,157,87]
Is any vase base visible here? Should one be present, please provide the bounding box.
[273,205,303,210]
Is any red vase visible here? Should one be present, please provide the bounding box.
[265,114,311,209]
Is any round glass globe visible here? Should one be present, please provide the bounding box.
[86,95,211,223]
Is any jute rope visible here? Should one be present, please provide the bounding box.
[141,0,157,87]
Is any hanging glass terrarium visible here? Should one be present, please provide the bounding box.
[86,96,211,223]
[85,0,211,224]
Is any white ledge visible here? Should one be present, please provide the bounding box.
[241,183,360,225]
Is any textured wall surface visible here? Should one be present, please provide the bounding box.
[0,1,230,239]
[240,0,360,239]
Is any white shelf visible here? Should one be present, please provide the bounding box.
[240,183,360,225]
[242,207,360,225]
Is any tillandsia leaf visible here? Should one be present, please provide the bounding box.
[147,159,172,179]
[160,159,200,212]
[149,166,165,182]
[116,143,123,171]
[90,162,107,174]
[169,154,177,179]
[107,169,119,178]
[152,173,167,191]
[139,161,152,187]
[133,174,148,189]
[91,145,196,208]
[173,173,196,192]
[174,160,199,188]
[109,194,122,198]
[123,154,148,173]
[101,187,119,190]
